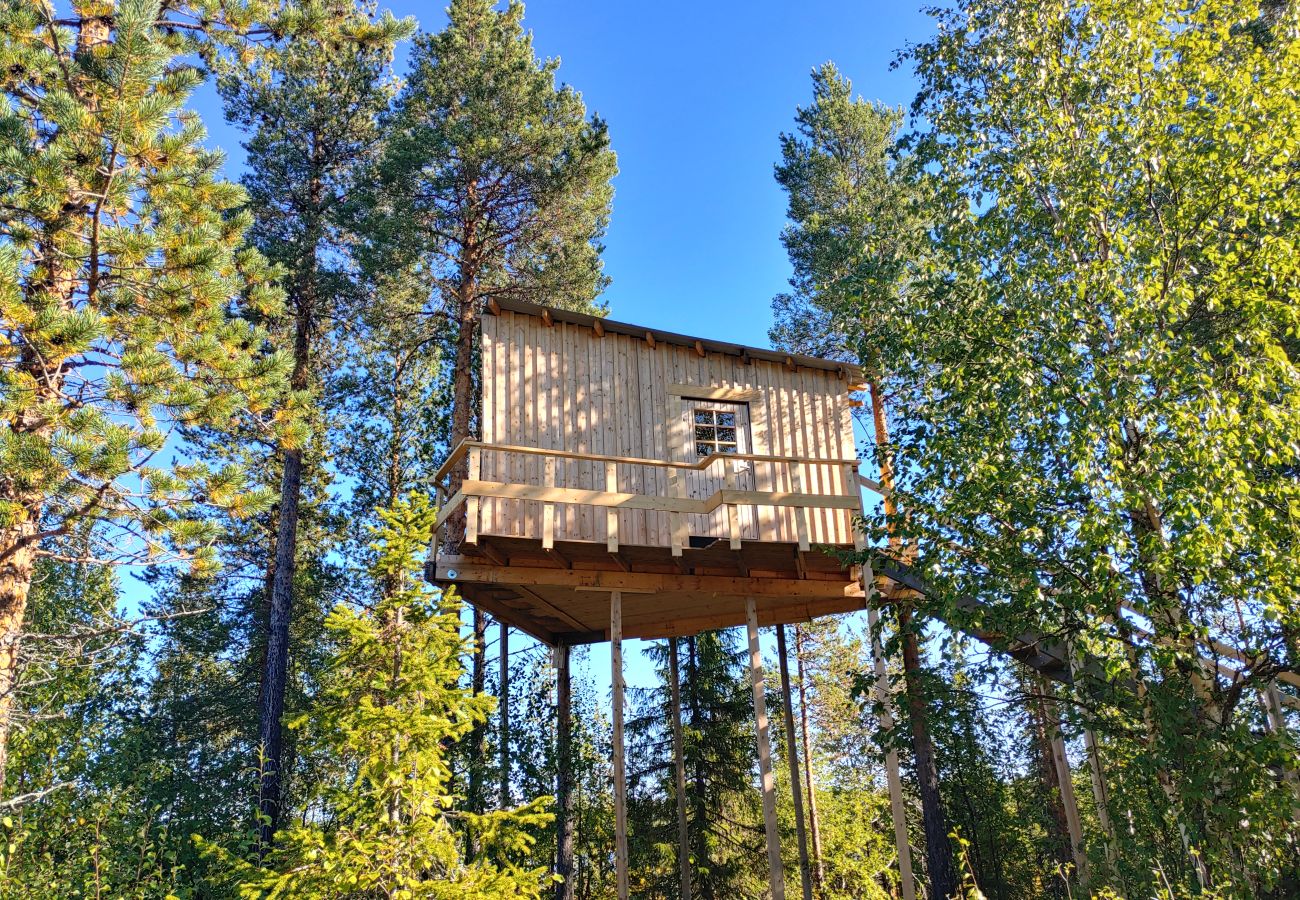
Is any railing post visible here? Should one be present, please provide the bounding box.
[724,464,741,550]
[466,446,481,546]
[542,455,557,550]
[605,461,619,553]
[789,463,811,552]
[668,467,685,557]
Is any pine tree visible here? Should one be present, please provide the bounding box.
[203,493,555,898]
[0,0,301,789]
[212,0,414,843]
[363,0,616,819]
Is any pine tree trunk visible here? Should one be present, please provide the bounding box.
[468,607,488,815]
[777,626,813,900]
[554,645,576,900]
[257,254,316,849]
[899,607,957,899]
[793,626,824,889]
[0,523,38,791]
[868,378,956,897]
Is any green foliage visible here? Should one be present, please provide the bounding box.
[364,0,617,314]
[202,494,554,898]
[873,0,1300,893]
[0,0,301,572]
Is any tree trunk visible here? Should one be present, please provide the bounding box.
[0,524,39,791]
[777,625,813,900]
[554,645,575,900]
[899,606,957,899]
[668,638,693,900]
[793,626,825,889]
[468,607,488,815]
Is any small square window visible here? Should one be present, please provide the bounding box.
[691,405,744,457]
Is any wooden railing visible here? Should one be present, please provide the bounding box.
[434,440,861,556]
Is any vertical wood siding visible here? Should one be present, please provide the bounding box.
[479,310,856,547]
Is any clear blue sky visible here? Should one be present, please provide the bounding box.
[186,0,933,689]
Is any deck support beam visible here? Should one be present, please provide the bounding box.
[611,591,629,900]
[746,596,786,900]
[499,623,510,808]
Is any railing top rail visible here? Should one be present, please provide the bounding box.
[435,439,860,486]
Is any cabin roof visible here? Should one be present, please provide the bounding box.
[490,297,864,381]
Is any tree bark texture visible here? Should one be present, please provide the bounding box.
[554,644,576,900]
[777,625,813,900]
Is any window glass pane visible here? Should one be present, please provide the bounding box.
[719,443,737,453]
[718,412,735,426]
[694,410,713,424]
[716,427,736,443]
[695,426,714,441]
[696,442,713,456]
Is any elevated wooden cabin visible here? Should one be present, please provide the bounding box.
[429,298,870,646]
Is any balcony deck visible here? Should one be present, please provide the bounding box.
[428,441,869,645]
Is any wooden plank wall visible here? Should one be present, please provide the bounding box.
[480,309,856,548]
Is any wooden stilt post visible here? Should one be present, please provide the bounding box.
[1044,685,1088,887]
[777,625,813,900]
[500,622,510,808]
[794,626,826,889]
[868,603,916,900]
[1084,726,1119,878]
[555,644,576,900]
[611,591,629,900]
[668,638,694,900]
[746,596,786,900]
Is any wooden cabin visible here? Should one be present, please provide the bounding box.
[428,298,869,646]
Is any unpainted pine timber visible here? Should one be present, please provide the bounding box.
[611,591,630,900]
[746,596,787,900]
[435,558,864,599]
[1084,727,1120,880]
[555,645,576,900]
[668,638,694,900]
[605,461,620,552]
[789,465,811,552]
[500,622,510,808]
[542,457,557,550]
[466,447,481,546]
[777,626,814,900]
[1043,681,1089,886]
[868,601,916,900]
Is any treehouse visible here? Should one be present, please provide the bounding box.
[428,297,869,646]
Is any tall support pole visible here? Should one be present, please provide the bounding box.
[777,625,813,900]
[500,622,510,809]
[868,603,916,900]
[1044,686,1088,887]
[668,638,694,900]
[746,596,787,900]
[1084,726,1120,878]
[794,626,826,889]
[611,591,629,900]
[554,645,576,900]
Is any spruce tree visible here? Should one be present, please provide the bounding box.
[0,0,300,789]
[203,493,555,898]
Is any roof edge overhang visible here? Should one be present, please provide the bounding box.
[488,297,864,381]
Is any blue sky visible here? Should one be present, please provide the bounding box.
[185,0,935,689]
